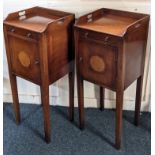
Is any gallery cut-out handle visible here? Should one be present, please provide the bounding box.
[18,10,26,20]
[87,14,92,19]
[87,14,93,23]
[57,18,65,25]
[19,10,26,17]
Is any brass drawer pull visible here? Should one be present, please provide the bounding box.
[85,32,89,38]
[104,36,109,42]
[26,33,32,38]
[10,28,15,33]
[35,60,39,65]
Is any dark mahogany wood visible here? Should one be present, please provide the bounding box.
[134,76,143,126]
[75,30,85,129]
[9,74,21,125]
[4,26,21,124]
[77,75,84,130]
[100,87,105,111]
[4,6,75,143]
[69,69,75,121]
[74,8,149,149]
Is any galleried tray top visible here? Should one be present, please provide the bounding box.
[4,6,72,33]
[75,8,148,36]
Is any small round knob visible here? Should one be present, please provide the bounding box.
[35,60,39,65]
[10,28,15,32]
[85,32,89,38]
[79,57,83,62]
[104,36,109,42]
[27,33,32,38]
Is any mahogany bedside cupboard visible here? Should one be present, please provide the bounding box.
[74,8,149,149]
[3,7,75,143]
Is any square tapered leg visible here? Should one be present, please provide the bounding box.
[40,85,51,143]
[77,75,84,129]
[9,74,21,125]
[134,76,143,126]
[69,70,75,122]
[115,90,124,149]
[100,87,105,111]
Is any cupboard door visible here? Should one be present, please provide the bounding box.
[78,37,117,89]
[8,35,40,84]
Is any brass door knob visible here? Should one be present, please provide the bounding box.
[79,57,83,62]
[35,60,39,65]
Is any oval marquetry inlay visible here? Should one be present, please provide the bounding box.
[90,56,105,72]
[18,51,31,67]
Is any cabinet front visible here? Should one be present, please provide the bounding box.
[78,36,117,89]
[7,28,40,84]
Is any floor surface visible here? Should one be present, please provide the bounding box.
[3,103,151,155]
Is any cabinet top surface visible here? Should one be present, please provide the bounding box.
[75,8,149,36]
[4,15,56,32]
[77,14,136,36]
[4,6,73,33]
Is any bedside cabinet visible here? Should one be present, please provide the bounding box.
[4,7,75,143]
[74,8,149,149]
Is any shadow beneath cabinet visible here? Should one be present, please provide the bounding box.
[54,106,80,128]
[4,103,44,141]
[86,122,115,148]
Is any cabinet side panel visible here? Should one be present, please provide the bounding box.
[48,17,74,84]
[124,21,149,89]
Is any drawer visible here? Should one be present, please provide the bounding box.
[79,30,119,46]
[6,26,38,41]
[78,37,117,89]
[7,33,41,84]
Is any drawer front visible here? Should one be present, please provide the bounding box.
[8,33,40,84]
[79,30,119,46]
[78,37,117,89]
[6,26,38,40]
